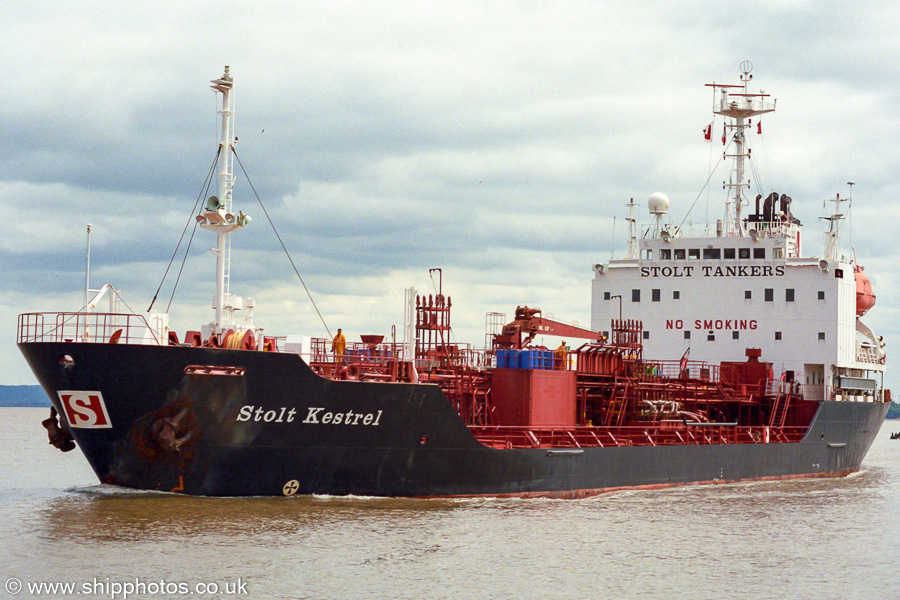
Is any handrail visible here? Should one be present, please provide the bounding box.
[17,312,164,345]
[469,424,809,449]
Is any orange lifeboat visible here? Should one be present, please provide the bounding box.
[855,265,876,316]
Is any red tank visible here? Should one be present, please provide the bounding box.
[855,265,876,316]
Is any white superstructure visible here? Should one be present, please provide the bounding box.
[590,63,885,403]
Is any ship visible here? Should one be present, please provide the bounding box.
[18,64,891,498]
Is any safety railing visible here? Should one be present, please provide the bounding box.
[856,344,883,365]
[304,337,489,370]
[744,219,800,238]
[641,359,719,381]
[469,423,809,449]
[17,312,166,345]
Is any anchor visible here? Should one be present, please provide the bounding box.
[149,406,195,452]
[42,406,76,452]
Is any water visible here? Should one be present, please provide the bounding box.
[2,407,898,600]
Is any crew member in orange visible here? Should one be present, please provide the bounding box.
[555,340,567,370]
[331,328,347,363]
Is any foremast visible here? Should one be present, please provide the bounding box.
[822,192,849,262]
[197,66,253,337]
[708,60,775,237]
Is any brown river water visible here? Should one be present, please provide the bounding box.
[2,407,898,599]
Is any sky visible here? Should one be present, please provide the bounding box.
[2,0,900,392]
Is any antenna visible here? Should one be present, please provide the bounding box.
[847,181,854,259]
[625,197,638,259]
[648,192,670,239]
[610,216,616,261]
[707,61,775,236]
[84,223,92,314]
[199,66,251,333]
[822,192,849,261]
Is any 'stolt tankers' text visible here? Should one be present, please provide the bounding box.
[641,265,786,278]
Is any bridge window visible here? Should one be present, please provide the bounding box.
[745,290,752,300]
[674,249,686,260]
[688,249,700,260]
[739,248,751,259]
[786,288,795,302]
[673,290,680,300]
[765,288,774,302]
[724,248,736,259]
[754,248,766,259]
[818,332,825,341]
[775,331,782,340]
[818,290,825,300]
[643,331,650,340]
[703,248,720,259]
[652,289,660,302]
[604,291,611,300]
[660,248,672,260]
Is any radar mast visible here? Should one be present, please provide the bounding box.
[707,61,776,236]
[197,66,252,334]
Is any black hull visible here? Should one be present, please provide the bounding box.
[19,342,889,498]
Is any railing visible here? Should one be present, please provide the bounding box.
[469,423,809,449]
[305,339,403,366]
[304,337,489,371]
[645,219,798,243]
[857,344,883,365]
[17,312,166,345]
[744,220,799,239]
[717,96,776,115]
[642,359,718,381]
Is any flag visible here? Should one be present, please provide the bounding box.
[703,122,712,142]
[722,125,727,145]
[679,347,690,374]
[757,120,762,134]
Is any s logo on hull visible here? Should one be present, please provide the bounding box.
[58,390,113,428]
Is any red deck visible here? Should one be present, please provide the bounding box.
[19,308,833,451]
